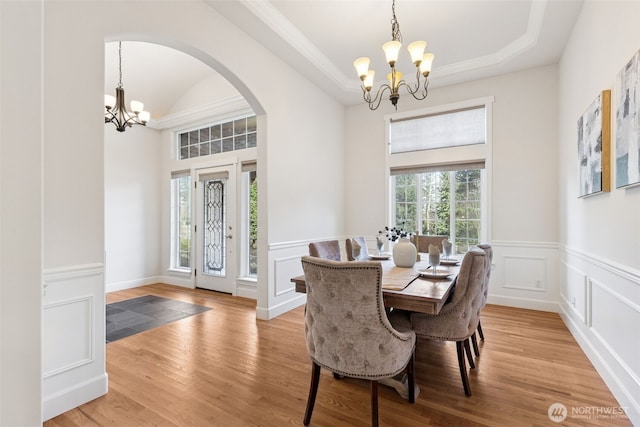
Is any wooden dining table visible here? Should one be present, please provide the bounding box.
[291,256,461,315]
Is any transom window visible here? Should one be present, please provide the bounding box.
[178,115,257,160]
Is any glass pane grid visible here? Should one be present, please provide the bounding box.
[395,169,481,252]
[178,115,257,160]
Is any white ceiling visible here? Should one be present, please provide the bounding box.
[105,0,584,119]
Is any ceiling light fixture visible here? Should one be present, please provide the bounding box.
[353,0,435,110]
[104,41,150,132]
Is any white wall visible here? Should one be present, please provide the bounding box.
[345,64,560,311]
[0,2,44,425]
[558,1,640,424]
[167,74,240,116]
[104,125,162,292]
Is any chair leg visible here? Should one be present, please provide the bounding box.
[407,351,415,404]
[464,338,476,369]
[477,319,485,341]
[471,332,480,357]
[303,362,321,426]
[456,341,472,396]
[371,380,379,427]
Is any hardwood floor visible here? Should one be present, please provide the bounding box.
[44,284,631,426]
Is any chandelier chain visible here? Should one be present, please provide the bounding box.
[117,41,123,89]
[390,0,402,42]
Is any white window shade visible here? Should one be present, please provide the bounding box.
[390,106,485,154]
[199,171,229,182]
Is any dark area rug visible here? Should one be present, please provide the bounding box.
[106,295,211,343]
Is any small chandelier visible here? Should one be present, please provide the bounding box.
[353,0,435,110]
[104,41,150,132]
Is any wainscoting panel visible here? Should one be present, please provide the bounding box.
[274,255,302,297]
[559,246,640,425]
[43,296,93,377]
[42,264,108,422]
[559,261,588,324]
[503,255,547,291]
[590,277,640,388]
[488,241,559,312]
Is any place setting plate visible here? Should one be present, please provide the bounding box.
[440,259,460,266]
[369,253,391,260]
[418,268,453,279]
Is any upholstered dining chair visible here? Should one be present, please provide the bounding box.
[308,240,341,261]
[345,236,369,261]
[470,242,493,356]
[400,248,486,396]
[410,234,449,253]
[300,256,416,427]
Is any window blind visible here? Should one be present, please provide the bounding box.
[198,171,229,181]
[170,170,190,179]
[390,106,485,154]
[241,161,257,172]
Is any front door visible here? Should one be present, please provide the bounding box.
[195,164,236,294]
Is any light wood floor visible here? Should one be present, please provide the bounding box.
[45,284,631,426]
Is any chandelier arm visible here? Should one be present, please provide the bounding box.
[399,70,430,101]
[362,84,392,110]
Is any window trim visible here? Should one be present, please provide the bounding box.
[384,97,493,242]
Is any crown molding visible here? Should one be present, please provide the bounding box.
[242,0,353,89]
[242,0,547,91]
[149,96,253,131]
[435,0,546,77]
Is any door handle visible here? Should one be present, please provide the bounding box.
[226,234,233,239]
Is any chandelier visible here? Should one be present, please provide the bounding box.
[353,0,435,110]
[104,42,150,132]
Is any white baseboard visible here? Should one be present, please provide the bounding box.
[42,373,108,422]
[486,294,559,313]
[256,294,306,320]
[105,276,163,293]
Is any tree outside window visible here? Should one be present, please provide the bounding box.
[394,169,482,253]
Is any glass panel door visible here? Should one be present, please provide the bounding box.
[196,164,236,294]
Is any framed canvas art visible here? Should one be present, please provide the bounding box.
[615,49,640,188]
[577,90,611,198]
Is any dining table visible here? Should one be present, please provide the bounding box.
[291,255,461,315]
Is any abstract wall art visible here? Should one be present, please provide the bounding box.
[615,49,640,188]
[577,90,611,198]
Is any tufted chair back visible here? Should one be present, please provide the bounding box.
[410,234,449,253]
[410,247,486,341]
[345,236,369,261]
[301,256,415,379]
[308,240,341,261]
[476,242,493,302]
[300,256,416,425]
[406,247,486,396]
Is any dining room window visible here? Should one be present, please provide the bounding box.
[387,97,492,252]
[171,171,192,270]
[392,167,484,254]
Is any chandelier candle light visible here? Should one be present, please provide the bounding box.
[353,0,435,110]
[104,41,150,132]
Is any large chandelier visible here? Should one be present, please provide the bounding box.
[353,0,435,110]
[104,42,150,132]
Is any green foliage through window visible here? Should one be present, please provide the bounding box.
[394,169,482,253]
